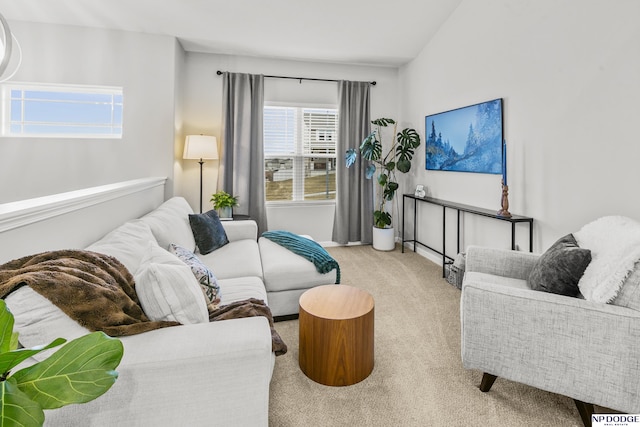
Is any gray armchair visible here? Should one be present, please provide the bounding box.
[460,245,640,427]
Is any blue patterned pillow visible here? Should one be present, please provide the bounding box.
[169,243,221,310]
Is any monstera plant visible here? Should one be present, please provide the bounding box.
[0,300,123,426]
[346,118,421,249]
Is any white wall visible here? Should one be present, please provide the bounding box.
[179,53,399,241]
[398,0,640,257]
[0,21,179,203]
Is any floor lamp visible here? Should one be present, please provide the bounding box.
[183,135,218,213]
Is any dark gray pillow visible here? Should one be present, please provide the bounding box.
[188,210,229,255]
[528,234,591,297]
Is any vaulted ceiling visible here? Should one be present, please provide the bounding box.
[0,0,462,66]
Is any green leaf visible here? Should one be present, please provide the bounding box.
[397,128,421,149]
[396,159,411,173]
[9,333,19,352]
[365,164,376,180]
[371,118,395,127]
[0,339,66,376]
[12,332,123,409]
[0,377,45,427]
[345,149,357,168]
[384,182,399,201]
[0,301,14,354]
[384,161,395,172]
[373,210,392,228]
[360,132,381,161]
[377,173,388,186]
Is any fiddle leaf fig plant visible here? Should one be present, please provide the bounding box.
[346,118,421,228]
[0,300,123,427]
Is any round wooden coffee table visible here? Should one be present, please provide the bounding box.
[298,285,374,386]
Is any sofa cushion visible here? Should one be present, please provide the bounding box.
[141,197,196,251]
[169,243,221,310]
[85,219,156,274]
[464,271,530,291]
[528,234,592,297]
[135,243,208,324]
[4,286,91,361]
[218,276,268,306]
[197,239,263,280]
[612,262,640,311]
[189,210,229,255]
[258,237,337,292]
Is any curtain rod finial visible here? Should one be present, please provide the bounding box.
[216,70,223,75]
[371,81,377,86]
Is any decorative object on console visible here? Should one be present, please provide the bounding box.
[345,118,421,251]
[497,139,511,217]
[425,98,503,173]
[210,190,238,219]
[414,184,426,198]
[183,134,219,213]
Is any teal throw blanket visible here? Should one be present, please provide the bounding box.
[262,231,340,284]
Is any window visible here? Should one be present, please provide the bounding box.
[264,105,337,202]
[1,83,123,138]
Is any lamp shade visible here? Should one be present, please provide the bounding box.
[183,135,218,160]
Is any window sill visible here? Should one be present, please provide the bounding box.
[266,200,336,208]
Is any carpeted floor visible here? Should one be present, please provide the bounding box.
[268,245,585,427]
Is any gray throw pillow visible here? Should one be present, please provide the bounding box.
[188,210,229,255]
[528,234,592,297]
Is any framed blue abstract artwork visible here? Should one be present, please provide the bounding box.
[425,98,503,174]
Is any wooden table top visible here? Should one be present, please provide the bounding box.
[299,285,374,320]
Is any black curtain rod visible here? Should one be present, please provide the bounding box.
[216,70,376,86]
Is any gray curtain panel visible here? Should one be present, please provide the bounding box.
[332,80,373,244]
[219,72,268,234]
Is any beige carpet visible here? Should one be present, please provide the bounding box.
[268,245,585,427]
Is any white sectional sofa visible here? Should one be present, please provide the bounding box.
[4,196,337,426]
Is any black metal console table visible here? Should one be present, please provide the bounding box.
[402,194,534,277]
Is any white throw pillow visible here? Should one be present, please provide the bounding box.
[611,262,640,311]
[134,243,208,324]
[574,215,640,303]
[5,287,91,361]
[86,219,156,274]
[140,197,196,251]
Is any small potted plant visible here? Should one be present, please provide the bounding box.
[346,118,421,251]
[210,190,238,219]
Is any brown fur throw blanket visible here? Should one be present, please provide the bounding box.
[0,249,179,336]
[209,298,287,356]
[0,250,288,355]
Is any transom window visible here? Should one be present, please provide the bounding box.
[1,83,123,138]
[264,105,338,202]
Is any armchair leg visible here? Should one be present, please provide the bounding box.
[573,399,594,427]
[479,373,498,392]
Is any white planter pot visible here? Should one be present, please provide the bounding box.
[218,206,232,219]
[372,227,395,251]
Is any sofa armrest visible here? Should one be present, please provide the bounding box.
[222,219,258,242]
[461,280,640,413]
[465,245,540,281]
[46,317,274,426]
